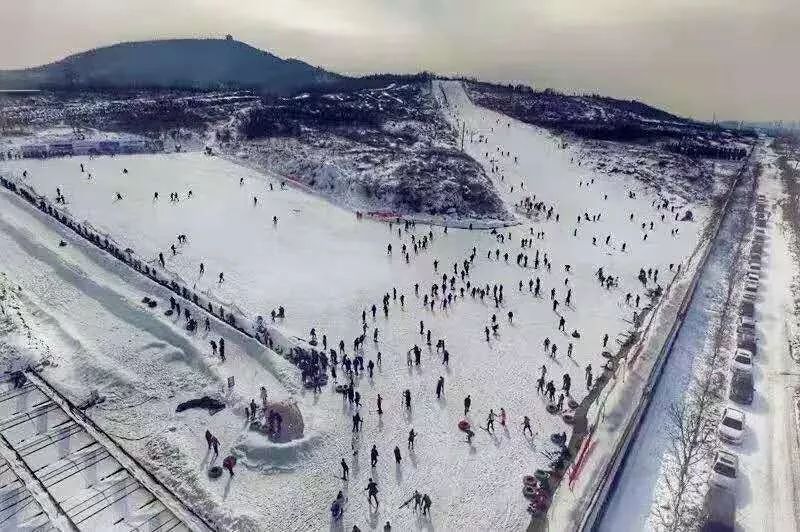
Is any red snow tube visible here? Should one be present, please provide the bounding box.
[458,420,471,431]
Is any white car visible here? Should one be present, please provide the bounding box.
[731,348,753,372]
[710,450,738,490]
[718,407,745,444]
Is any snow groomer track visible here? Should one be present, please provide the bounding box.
[0,373,209,531]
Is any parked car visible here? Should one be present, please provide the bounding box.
[736,324,756,343]
[729,369,754,405]
[739,315,756,328]
[717,407,745,444]
[701,485,736,532]
[710,450,738,490]
[731,349,754,372]
[737,337,757,358]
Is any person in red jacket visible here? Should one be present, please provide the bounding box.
[222,455,236,477]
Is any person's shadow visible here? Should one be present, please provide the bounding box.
[223,475,234,500]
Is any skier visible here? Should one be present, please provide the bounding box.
[377,394,383,415]
[464,395,471,416]
[341,458,349,480]
[486,409,496,432]
[499,407,507,427]
[436,376,444,399]
[408,428,416,449]
[394,446,402,464]
[403,389,412,410]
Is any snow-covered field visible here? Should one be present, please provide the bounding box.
[1,82,711,530]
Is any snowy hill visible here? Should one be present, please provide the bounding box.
[0,38,343,93]
[232,78,509,220]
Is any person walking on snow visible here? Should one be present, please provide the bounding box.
[421,494,432,516]
[365,478,379,507]
[341,458,349,480]
[370,445,379,467]
[486,409,496,432]
[464,395,472,416]
[522,416,533,437]
[408,429,416,449]
[394,446,402,464]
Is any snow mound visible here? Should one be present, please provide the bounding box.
[232,431,324,473]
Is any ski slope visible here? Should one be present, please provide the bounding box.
[1,81,710,531]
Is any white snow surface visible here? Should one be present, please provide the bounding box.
[0,81,710,531]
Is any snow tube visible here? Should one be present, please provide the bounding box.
[567,399,579,410]
[562,412,575,425]
[545,404,559,415]
[522,475,537,487]
[522,485,537,499]
[207,466,223,479]
[458,420,471,431]
[534,470,550,482]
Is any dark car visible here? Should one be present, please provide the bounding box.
[729,369,754,405]
[701,485,735,532]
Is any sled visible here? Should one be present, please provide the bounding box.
[207,466,223,479]
[457,420,470,431]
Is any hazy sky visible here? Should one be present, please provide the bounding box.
[3,0,797,121]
